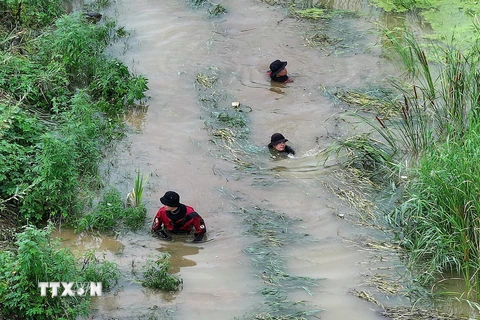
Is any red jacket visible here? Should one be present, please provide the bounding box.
[152,205,206,236]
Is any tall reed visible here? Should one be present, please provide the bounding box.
[126,169,148,207]
[326,27,480,297]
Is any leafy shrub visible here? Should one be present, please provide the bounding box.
[37,13,111,83]
[21,133,81,223]
[0,104,44,198]
[0,225,90,320]
[123,205,147,230]
[61,91,116,177]
[76,188,124,232]
[2,0,65,28]
[141,254,183,291]
[81,250,121,291]
[0,52,71,110]
[88,59,149,118]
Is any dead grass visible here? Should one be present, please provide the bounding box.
[334,89,401,119]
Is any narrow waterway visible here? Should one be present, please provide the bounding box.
[55,0,425,319]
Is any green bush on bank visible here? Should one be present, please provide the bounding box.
[0,10,148,225]
[0,225,121,320]
[76,188,147,232]
[1,0,65,28]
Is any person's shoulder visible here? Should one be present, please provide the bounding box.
[156,207,167,216]
[285,145,295,155]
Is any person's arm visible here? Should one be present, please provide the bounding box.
[152,209,172,240]
[191,213,207,242]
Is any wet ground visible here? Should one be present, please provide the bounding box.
[53,0,441,319]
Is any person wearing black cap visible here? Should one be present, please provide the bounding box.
[268,59,292,83]
[268,133,295,158]
[152,191,207,242]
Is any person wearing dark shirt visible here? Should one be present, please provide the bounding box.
[152,191,207,242]
[268,133,295,158]
[268,59,292,83]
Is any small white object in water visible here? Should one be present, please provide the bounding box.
[338,213,345,219]
[287,153,295,159]
[232,101,240,107]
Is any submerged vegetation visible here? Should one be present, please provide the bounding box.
[195,66,321,318]
[141,253,183,291]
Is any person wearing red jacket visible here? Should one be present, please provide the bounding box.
[152,191,207,242]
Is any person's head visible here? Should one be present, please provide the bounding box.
[269,60,288,78]
[269,133,288,151]
[160,191,180,211]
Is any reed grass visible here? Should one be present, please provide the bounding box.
[126,169,148,207]
[326,27,480,300]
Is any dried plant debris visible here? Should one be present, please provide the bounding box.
[362,273,403,295]
[304,32,342,47]
[352,289,383,307]
[382,306,469,320]
[196,72,218,88]
[334,89,400,118]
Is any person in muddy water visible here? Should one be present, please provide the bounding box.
[152,191,207,242]
[268,59,292,83]
[268,133,295,159]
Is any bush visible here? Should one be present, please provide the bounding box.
[21,133,81,223]
[81,249,121,291]
[141,254,183,291]
[0,225,90,320]
[2,0,65,28]
[76,188,124,232]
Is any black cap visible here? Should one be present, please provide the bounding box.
[160,191,180,207]
[269,60,288,77]
[270,133,288,146]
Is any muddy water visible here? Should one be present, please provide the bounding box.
[55,0,422,319]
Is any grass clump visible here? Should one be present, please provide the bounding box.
[141,253,183,291]
[208,4,227,17]
[324,27,480,300]
[293,8,331,21]
[76,182,147,232]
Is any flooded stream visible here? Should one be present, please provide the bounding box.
[54,0,448,319]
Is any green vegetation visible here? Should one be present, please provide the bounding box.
[141,253,183,291]
[187,0,227,17]
[0,225,120,320]
[325,28,480,300]
[370,0,433,13]
[0,2,147,316]
[371,0,480,47]
[76,185,147,232]
[0,1,148,226]
[293,8,332,21]
[208,4,228,17]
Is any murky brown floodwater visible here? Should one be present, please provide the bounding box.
[54,0,444,319]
